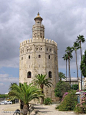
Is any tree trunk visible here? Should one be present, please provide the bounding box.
[68,58,71,85]
[80,42,82,90]
[40,84,44,104]
[75,50,78,80]
[66,59,67,81]
[22,104,28,115]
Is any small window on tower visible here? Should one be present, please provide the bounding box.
[49,55,50,59]
[27,71,31,78]
[49,71,52,78]
[21,57,23,60]
[29,55,30,59]
[40,47,42,50]
[50,49,52,52]
[38,55,41,58]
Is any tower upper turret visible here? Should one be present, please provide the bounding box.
[32,13,45,39]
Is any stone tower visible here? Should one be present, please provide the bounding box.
[19,13,59,101]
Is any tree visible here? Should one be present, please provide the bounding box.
[54,81,71,101]
[71,84,78,90]
[77,35,85,90]
[65,46,73,85]
[80,50,86,77]
[62,53,69,80]
[73,42,80,80]
[59,72,66,81]
[9,83,42,115]
[33,74,52,103]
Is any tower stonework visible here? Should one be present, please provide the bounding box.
[19,13,59,101]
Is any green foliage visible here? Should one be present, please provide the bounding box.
[9,83,43,104]
[0,94,8,98]
[57,90,77,111]
[33,74,52,88]
[59,72,66,81]
[33,74,52,104]
[80,50,86,77]
[74,92,86,113]
[9,83,43,115]
[71,84,78,90]
[54,81,71,100]
[65,46,73,59]
[77,35,85,44]
[44,97,52,105]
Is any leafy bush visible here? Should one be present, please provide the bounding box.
[74,92,86,113]
[71,84,78,90]
[57,90,77,111]
[54,81,71,100]
[44,97,52,105]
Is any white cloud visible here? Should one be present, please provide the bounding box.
[0,74,19,82]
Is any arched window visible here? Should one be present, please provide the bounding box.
[27,71,31,78]
[28,55,30,59]
[49,71,52,78]
[49,55,50,59]
[38,55,41,58]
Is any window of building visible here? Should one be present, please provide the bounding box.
[49,55,50,59]
[49,71,52,78]
[27,71,31,78]
[38,55,41,58]
[40,47,42,50]
[50,49,52,52]
[28,55,30,59]
[21,57,23,60]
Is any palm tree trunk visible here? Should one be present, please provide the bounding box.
[80,42,82,90]
[68,58,71,85]
[22,104,28,115]
[75,50,78,80]
[40,84,44,104]
[66,59,67,81]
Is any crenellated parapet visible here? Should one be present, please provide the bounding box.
[20,38,57,47]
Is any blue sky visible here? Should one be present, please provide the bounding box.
[0,0,86,93]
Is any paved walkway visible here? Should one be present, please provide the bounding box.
[0,103,86,115]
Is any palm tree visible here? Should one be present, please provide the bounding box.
[33,74,52,104]
[73,42,80,80]
[76,35,85,90]
[65,46,73,85]
[59,72,66,81]
[62,53,69,80]
[9,83,42,115]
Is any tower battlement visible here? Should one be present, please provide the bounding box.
[20,38,57,47]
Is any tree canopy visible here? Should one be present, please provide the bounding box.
[80,50,86,77]
[59,72,66,81]
[9,83,42,115]
[54,81,71,100]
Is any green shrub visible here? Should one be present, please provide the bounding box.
[71,84,78,90]
[57,90,77,111]
[74,92,86,113]
[54,81,71,101]
[44,97,52,105]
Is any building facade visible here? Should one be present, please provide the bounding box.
[19,13,59,101]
